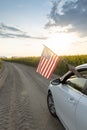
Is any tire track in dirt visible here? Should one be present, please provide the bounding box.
[0,63,39,130]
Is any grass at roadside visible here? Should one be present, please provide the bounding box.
[4,55,87,76]
[0,59,2,69]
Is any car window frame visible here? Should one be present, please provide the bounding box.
[61,68,87,82]
[61,68,87,94]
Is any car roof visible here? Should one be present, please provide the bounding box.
[76,63,87,69]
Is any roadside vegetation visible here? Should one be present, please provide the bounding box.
[0,59,2,69]
[4,55,87,76]
[4,57,40,67]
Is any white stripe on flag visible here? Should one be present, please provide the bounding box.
[40,58,48,75]
[46,56,59,78]
[41,55,53,77]
[36,46,59,79]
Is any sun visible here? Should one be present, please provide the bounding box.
[46,32,78,55]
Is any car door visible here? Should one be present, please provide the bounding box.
[75,70,87,130]
[76,94,87,130]
[52,76,84,130]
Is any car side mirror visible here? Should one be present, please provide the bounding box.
[51,78,61,85]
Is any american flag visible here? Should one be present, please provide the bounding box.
[36,46,59,79]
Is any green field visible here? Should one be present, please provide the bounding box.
[4,55,87,76]
[55,55,87,75]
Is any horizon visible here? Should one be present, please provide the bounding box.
[1,53,87,59]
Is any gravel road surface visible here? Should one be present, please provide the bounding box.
[0,62,65,130]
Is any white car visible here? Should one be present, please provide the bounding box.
[47,63,87,130]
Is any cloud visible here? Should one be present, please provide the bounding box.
[45,0,87,36]
[0,23,23,33]
[0,23,47,39]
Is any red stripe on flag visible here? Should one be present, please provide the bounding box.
[47,56,59,78]
[40,57,48,75]
[36,57,44,73]
[44,55,57,78]
[43,55,54,78]
[41,55,54,77]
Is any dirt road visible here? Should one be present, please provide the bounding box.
[0,62,65,130]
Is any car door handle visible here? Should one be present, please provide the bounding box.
[68,98,76,105]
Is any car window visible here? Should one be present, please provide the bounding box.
[66,76,87,92]
[80,70,87,78]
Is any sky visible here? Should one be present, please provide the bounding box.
[0,0,87,57]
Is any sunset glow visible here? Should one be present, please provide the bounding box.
[0,0,87,57]
[45,32,79,55]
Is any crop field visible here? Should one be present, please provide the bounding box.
[55,55,87,75]
[4,55,87,76]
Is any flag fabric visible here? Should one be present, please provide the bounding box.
[36,46,59,79]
